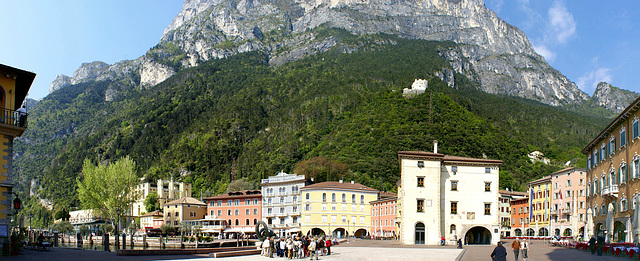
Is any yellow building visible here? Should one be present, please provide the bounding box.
[163,197,207,228]
[528,176,551,236]
[300,181,378,238]
[0,64,35,251]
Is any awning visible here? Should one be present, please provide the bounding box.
[287,228,301,233]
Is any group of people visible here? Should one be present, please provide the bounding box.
[587,235,606,256]
[490,239,530,261]
[261,235,333,260]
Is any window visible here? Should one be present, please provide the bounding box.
[452,166,458,172]
[485,182,491,192]
[268,198,272,205]
[268,208,272,214]
[293,196,297,203]
[451,202,458,214]
[245,199,250,205]
[234,199,239,205]
[417,199,424,212]
[485,167,491,173]
[417,177,425,187]
[342,193,346,202]
[280,197,284,204]
[621,128,627,147]
[217,210,222,216]
[360,216,365,224]
[484,203,491,215]
[305,204,311,211]
[217,200,222,206]
[567,180,571,186]
[254,218,257,225]
[322,204,327,211]
[352,194,356,203]
[331,215,337,222]
[235,219,239,226]
[322,216,327,223]
[235,209,239,215]
[332,193,336,202]
[253,199,259,205]
[322,193,327,202]
[451,181,458,191]
[280,207,284,214]
[228,210,232,215]
[450,224,456,233]
[227,200,232,206]
[246,219,250,225]
[254,208,258,215]
[361,195,365,204]
[306,193,310,201]
[245,209,250,215]
[305,215,310,223]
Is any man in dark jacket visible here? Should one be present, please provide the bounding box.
[491,242,507,261]
[596,235,605,256]
[588,236,596,254]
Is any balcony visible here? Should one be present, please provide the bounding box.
[290,211,301,216]
[0,108,28,137]
[265,213,275,218]
[562,208,572,214]
[276,212,287,217]
[601,185,619,200]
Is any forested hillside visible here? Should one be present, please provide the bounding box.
[15,32,609,223]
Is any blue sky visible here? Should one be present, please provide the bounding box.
[1,0,639,100]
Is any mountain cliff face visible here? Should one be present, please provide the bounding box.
[50,0,593,107]
[591,82,639,113]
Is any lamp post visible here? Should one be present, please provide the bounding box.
[116,208,121,250]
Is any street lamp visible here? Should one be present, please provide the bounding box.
[116,208,121,250]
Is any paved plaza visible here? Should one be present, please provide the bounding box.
[0,239,634,261]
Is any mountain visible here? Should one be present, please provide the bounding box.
[590,82,639,113]
[49,0,591,107]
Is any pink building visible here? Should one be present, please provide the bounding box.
[549,167,587,238]
[203,190,262,238]
[370,192,397,239]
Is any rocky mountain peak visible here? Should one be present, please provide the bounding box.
[591,82,639,113]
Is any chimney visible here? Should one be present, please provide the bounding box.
[351,181,355,184]
[339,180,343,183]
[433,140,438,154]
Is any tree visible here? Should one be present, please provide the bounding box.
[226,178,255,193]
[76,156,139,229]
[54,208,70,221]
[100,223,114,234]
[161,223,175,236]
[144,192,160,213]
[51,221,74,234]
[294,156,350,183]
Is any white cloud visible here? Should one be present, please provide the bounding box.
[577,67,613,94]
[546,1,577,44]
[517,0,543,28]
[488,0,504,13]
[533,44,556,62]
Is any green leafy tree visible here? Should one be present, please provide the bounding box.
[100,223,114,234]
[143,192,160,212]
[76,156,139,229]
[161,223,175,236]
[51,221,74,234]
[54,208,70,221]
[294,156,350,183]
[226,178,255,193]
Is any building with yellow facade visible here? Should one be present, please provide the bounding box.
[0,64,35,252]
[163,197,207,228]
[300,181,378,238]
[528,176,551,236]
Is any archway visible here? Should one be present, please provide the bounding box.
[554,228,560,236]
[309,228,326,236]
[614,221,626,243]
[514,229,522,237]
[539,228,549,237]
[525,228,535,236]
[354,228,368,238]
[563,228,572,237]
[414,223,425,245]
[464,226,491,244]
[332,228,346,238]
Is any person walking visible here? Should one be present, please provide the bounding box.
[308,237,318,260]
[521,239,529,259]
[325,237,332,255]
[511,238,521,261]
[491,242,507,261]
[457,238,462,249]
[596,235,605,256]
[589,236,596,255]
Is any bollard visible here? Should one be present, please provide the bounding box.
[130,234,134,248]
[122,234,126,250]
[103,233,109,251]
[143,234,147,248]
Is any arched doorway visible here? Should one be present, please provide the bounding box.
[333,228,346,238]
[309,228,325,236]
[563,228,572,237]
[465,226,491,244]
[415,223,425,245]
[354,228,368,238]
[514,229,522,236]
[539,228,549,237]
[614,221,626,243]
[526,228,535,236]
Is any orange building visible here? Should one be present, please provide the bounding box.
[370,193,397,239]
[204,190,262,238]
[510,196,530,236]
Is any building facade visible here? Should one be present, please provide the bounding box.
[370,194,397,239]
[0,64,35,251]
[528,176,551,236]
[140,210,164,233]
[397,142,502,245]
[498,190,526,237]
[549,167,587,239]
[260,171,308,236]
[203,190,262,237]
[132,179,192,217]
[583,96,640,243]
[163,197,206,228]
[510,196,530,236]
[300,181,378,238]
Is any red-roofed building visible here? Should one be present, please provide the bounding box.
[203,190,262,238]
[371,192,397,239]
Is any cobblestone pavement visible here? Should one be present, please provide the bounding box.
[3,239,634,261]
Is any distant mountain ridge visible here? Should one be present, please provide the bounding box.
[47,0,618,108]
[590,82,639,113]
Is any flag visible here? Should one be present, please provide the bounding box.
[529,188,533,220]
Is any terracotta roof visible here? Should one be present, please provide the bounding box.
[378,191,397,199]
[397,151,502,165]
[370,196,398,204]
[583,94,640,154]
[550,167,586,176]
[528,176,551,185]
[498,190,527,197]
[139,210,163,218]
[300,181,378,192]
[203,190,262,200]
[163,197,206,206]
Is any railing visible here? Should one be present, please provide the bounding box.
[276,212,287,217]
[0,108,27,128]
[290,211,301,216]
[601,185,619,197]
[562,208,572,214]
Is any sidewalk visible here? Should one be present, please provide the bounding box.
[461,239,628,261]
